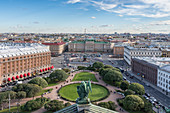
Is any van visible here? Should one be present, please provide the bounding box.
[17,81,23,84]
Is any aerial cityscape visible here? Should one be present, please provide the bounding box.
[0,0,170,113]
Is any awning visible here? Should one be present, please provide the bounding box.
[8,78,11,82]
[16,75,19,79]
[20,74,23,78]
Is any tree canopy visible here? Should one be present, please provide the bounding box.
[128,83,145,95]
[120,81,129,91]
[29,77,48,88]
[93,62,104,69]
[49,69,68,81]
[123,95,144,111]
[44,100,71,112]
[124,89,135,96]
[104,69,123,83]
[21,97,50,111]
[12,84,42,97]
[98,101,117,111]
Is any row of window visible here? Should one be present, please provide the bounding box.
[2,53,50,62]
[158,82,170,90]
[158,72,170,79]
[130,51,161,55]
[2,65,49,77]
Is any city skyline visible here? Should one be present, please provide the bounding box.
[0,0,170,33]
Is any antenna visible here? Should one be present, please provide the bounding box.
[84,28,87,39]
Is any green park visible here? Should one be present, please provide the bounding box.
[59,83,109,101]
[72,72,98,82]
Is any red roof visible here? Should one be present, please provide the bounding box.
[42,42,65,45]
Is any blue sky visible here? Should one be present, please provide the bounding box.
[0,0,170,33]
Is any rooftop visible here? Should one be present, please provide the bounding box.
[55,103,118,113]
[42,42,65,45]
[0,42,50,58]
[134,57,170,69]
[125,46,161,51]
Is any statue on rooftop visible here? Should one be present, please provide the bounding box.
[76,80,92,104]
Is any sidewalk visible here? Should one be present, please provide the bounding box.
[127,71,170,98]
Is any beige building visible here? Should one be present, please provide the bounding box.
[68,39,114,52]
[113,46,124,58]
[161,49,170,57]
[0,43,52,85]
[42,42,67,56]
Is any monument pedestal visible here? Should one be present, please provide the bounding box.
[77,103,91,112]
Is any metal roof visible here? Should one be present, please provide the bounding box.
[0,42,50,58]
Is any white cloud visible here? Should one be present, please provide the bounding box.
[150,20,170,25]
[118,15,123,17]
[91,16,96,19]
[125,18,140,22]
[67,0,81,4]
[99,25,114,27]
[92,1,117,11]
[67,0,170,18]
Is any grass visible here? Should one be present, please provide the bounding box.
[0,105,31,113]
[59,83,109,101]
[72,72,98,82]
[36,88,53,96]
[48,82,60,87]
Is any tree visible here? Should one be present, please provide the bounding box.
[28,77,48,88]
[16,91,26,102]
[49,70,68,81]
[99,68,112,77]
[93,62,104,69]
[139,96,153,113]
[5,91,16,99]
[104,69,123,83]
[44,100,70,111]
[12,84,42,98]
[124,89,135,96]
[0,92,7,110]
[62,68,71,73]
[123,95,144,111]
[128,83,145,95]
[104,65,120,72]
[77,66,87,70]
[21,97,50,111]
[98,101,117,111]
[120,81,129,91]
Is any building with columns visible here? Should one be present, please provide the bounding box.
[0,43,52,86]
[68,39,114,53]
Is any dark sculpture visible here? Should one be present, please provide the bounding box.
[76,80,92,104]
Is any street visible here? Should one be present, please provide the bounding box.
[51,53,170,108]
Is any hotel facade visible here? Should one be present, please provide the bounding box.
[0,43,53,86]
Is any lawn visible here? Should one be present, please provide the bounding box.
[48,82,60,87]
[0,105,31,113]
[59,83,109,101]
[72,72,98,82]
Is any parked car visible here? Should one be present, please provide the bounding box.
[145,93,150,97]
[145,83,150,87]
[127,80,131,83]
